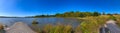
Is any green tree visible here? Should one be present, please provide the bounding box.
[84,12,92,17]
[74,11,81,17]
[55,13,62,17]
[107,13,112,16]
[93,12,101,16]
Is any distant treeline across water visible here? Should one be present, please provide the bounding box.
[34,11,119,17]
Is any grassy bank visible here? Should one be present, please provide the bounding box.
[79,15,110,33]
[113,15,120,27]
[32,24,82,33]
[32,15,118,33]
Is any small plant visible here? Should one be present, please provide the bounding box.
[113,15,120,27]
[42,24,74,33]
[63,25,72,33]
[42,24,53,33]
[32,19,39,24]
[0,24,5,33]
[0,24,4,30]
[109,15,116,21]
[75,25,82,33]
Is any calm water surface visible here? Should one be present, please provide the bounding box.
[0,18,80,28]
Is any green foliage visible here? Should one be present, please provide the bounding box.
[32,19,39,24]
[93,12,101,16]
[80,17,99,33]
[109,15,116,20]
[55,11,101,17]
[80,16,110,33]
[107,13,112,16]
[42,24,73,33]
[34,15,55,17]
[113,15,120,27]
[42,24,53,33]
[32,15,113,33]
[34,11,101,17]
[63,25,72,33]
[32,14,119,33]
[55,13,63,17]
[75,25,82,33]
[35,15,46,17]
[31,23,41,33]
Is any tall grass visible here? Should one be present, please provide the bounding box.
[75,25,82,33]
[41,24,73,33]
[80,15,110,33]
[42,24,53,33]
[113,15,120,27]
[32,15,112,33]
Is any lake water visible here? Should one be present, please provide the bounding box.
[0,18,80,28]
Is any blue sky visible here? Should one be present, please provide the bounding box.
[0,0,120,17]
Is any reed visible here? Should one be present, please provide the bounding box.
[80,15,110,33]
[32,15,113,33]
[113,15,120,27]
[43,24,73,33]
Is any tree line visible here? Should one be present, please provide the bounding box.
[34,11,119,17]
[55,11,101,17]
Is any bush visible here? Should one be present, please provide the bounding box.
[32,19,39,24]
[80,15,110,33]
[0,24,4,30]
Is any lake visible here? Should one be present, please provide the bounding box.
[0,17,81,28]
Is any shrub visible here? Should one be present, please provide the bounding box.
[32,19,39,24]
[80,15,110,33]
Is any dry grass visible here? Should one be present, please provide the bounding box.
[80,15,110,33]
[32,15,113,33]
[42,24,73,33]
[113,15,120,27]
[0,24,3,30]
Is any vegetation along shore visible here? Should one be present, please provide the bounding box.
[29,11,120,33]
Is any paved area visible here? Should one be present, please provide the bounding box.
[5,22,36,33]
